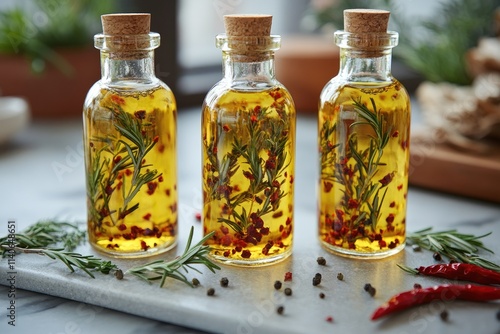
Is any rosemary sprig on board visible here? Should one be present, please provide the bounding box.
[0,220,119,278]
[407,227,500,272]
[127,227,221,287]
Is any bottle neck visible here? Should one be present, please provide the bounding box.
[100,51,157,86]
[222,52,277,90]
[338,48,393,82]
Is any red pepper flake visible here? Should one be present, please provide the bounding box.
[324,181,333,193]
[222,124,230,132]
[220,225,229,235]
[326,316,334,323]
[392,130,399,138]
[143,213,152,220]
[389,201,396,208]
[386,214,395,223]
[170,203,177,213]
[347,198,359,209]
[140,240,149,251]
[272,211,283,219]
[147,181,158,195]
[166,189,171,196]
[379,173,393,186]
[153,136,159,143]
[289,175,294,184]
[243,170,255,181]
[241,250,251,258]
[113,155,122,164]
[111,95,125,105]
[118,224,127,231]
[105,185,114,195]
[379,240,387,248]
[134,110,146,120]
[125,169,132,176]
[265,155,276,170]
[397,184,403,191]
[195,212,201,221]
[284,272,292,281]
[158,175,164,182]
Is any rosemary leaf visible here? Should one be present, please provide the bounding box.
[127,227,221,287]
[0,220,119,278]
[407,228,500,272]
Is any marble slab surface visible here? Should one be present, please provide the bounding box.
[1,110,500,334]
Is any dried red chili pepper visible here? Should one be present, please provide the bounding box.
[371,284,500,320]
[399,263,500,285]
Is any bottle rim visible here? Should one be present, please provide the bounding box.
[216,34,281,52]
[334,30,398,49]
[94,32,160,52]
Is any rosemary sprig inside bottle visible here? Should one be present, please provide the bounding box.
[0,220,118,278]
[127,227,221,287]
[407,227,500,272]
[204,104,290,235]
[87,102,161,229]
[320,97,393,233]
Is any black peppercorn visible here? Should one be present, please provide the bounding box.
[114,269,123,280]
[274,280,282,290]
[317,257,326,266]
[313,274,322,286]
[413,283,422,289]
[496,309,500,321]
[277,306,284,315]
[433,252,442,261]
[337,273,344,281]
[220,277,229,287]
[207,288,215,296]
[192,278,200,286]
[440,310,449,321]
[412,244,421,252]
[319,292,325,299]
[364,283,376,297]
[284,287,292,296]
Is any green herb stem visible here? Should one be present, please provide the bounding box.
[127,227,221,287]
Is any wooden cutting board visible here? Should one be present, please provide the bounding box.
[409,139,500,203]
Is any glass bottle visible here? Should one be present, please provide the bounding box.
[202,15,296,266]
[318,9,410,258]
[83,14,177,257]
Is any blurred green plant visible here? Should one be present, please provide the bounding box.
[303,0,500,85]
[0,0,114,74]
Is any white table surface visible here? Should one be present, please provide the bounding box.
[1,107,500,334]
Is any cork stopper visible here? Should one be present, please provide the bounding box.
[344,9,389,33]
[221,14,276,61]
[98,13,156,59]
[102,13,150,35]
[337,9,395,56]
[224,14,272,37]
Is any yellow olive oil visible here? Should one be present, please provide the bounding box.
[83,85,177,257]
[318,80,410,257]
[202,87,295,265]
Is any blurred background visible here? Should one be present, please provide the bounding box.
[1,0,497,117]
[1,0,499,203]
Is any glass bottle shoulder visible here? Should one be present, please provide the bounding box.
[203,80,295,116]
[319,76,410,109]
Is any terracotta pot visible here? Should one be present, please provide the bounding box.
[0,46,100,119]
[275,35,339,114]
